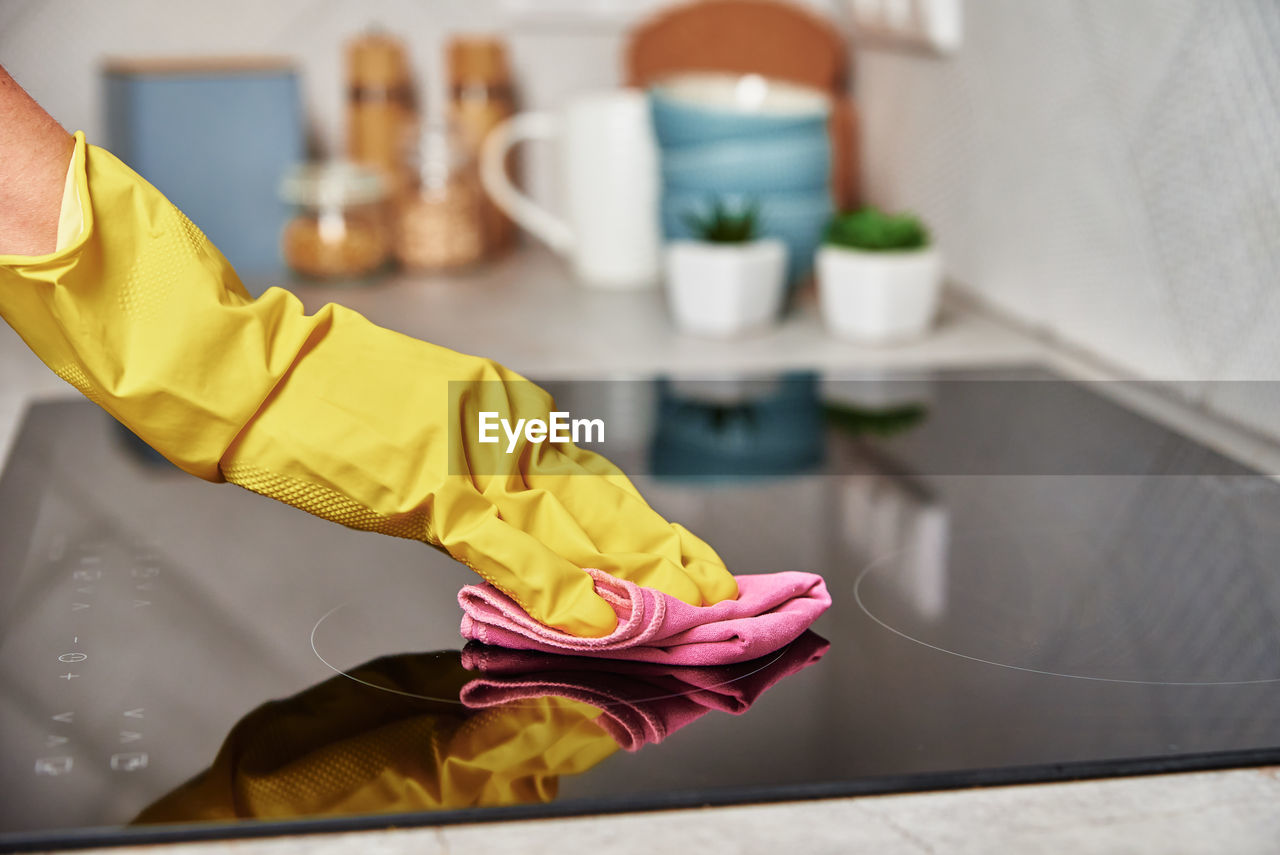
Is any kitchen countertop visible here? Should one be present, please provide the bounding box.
[3,247,1279,853]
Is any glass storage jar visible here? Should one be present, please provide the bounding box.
[394,120,484,271]
[279,162,391,282]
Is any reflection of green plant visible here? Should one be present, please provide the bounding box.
[824,207,929,252]
[682,199,760,244]
[824,402,928,437]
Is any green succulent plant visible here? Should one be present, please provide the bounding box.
[824,206,930,252]
[682,199,760,244]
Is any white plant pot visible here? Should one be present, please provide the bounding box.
[816,245,942,343]
[664,239,788,337]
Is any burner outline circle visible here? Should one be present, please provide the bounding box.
[853,549,1280,687]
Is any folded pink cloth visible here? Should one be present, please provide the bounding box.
[459,631,829,750]
[458,569,830,665]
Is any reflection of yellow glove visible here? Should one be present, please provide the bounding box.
[0,133,737,636]
[134,653,619,822]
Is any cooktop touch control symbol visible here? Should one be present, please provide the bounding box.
[34,757,74,777]
[58,653,87,663]
[109,752,148,772]
[119,731,143,744]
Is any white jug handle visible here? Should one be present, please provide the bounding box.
[480,112,575,255]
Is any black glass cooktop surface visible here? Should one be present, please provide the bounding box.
[3,367,1280,851]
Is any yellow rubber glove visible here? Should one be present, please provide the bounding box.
[0,133,737,636]
[133,652,620,822]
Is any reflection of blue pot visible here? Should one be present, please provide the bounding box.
[650,373,824,480]
[650,89,829,147]
[662,190,831,282]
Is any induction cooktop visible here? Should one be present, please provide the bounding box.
[3,367,1280,851]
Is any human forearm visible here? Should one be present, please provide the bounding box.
[0,64,74,256]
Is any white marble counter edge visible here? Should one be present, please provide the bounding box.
[30,766,1280,855]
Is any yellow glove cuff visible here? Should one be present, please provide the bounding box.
[0,132,312,482]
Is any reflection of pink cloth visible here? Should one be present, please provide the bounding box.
[460,632,829,750]
[458,570,830,666]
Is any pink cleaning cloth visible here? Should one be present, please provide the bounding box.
[458,569,830,666]
[459,631,829,750]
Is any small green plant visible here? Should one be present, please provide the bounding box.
[824,206,929,251]
[682,199,760,244]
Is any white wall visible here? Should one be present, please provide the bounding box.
[855,0,1280,439]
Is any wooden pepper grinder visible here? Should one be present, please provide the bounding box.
[347,31,416,198]
[447,36,516,255]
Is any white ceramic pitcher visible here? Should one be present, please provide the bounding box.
[480,89,660,290]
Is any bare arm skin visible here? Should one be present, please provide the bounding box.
[0,65,74,256]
